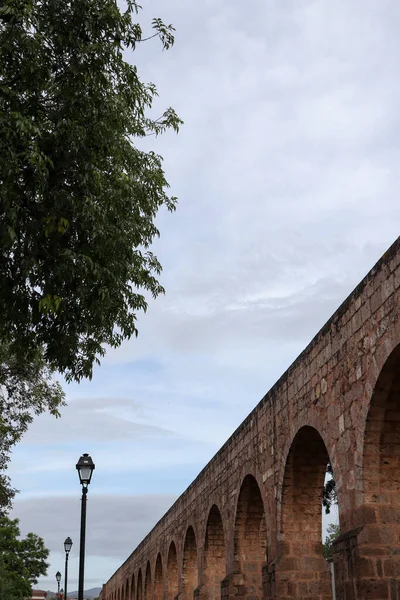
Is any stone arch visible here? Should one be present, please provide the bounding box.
[361,342,400,573]
[203,504,226,600]
[144,561,152,600]
[233,474,267,599]
[136,568,143,600]
[182,525,198,598]
[154,553,163,600]
[125,579,129,600]
[166,541,178,600]
[130,574,135,600]
[279,425,332,598]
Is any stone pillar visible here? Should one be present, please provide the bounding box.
[175,589,207,600]
[273,543,332,600]
[194,584,208,600]
[262,562,275,600]
[220,573,247,599]
[333,524,400,600]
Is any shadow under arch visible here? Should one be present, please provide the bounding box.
[144,561,151,600]
[278,425,333,598]
[360,342,400,581]
[182,525,198,598]
[125,579,129,600]
[154,552,163,600]
[203,504,226,599]
[136,568,143,600]
[130,573,135,600]
[233,474,267,599]
[166,540,178,600]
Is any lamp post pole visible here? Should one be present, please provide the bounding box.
[76,453,95,600]
[64,537,73,600]
[56,571,61,599]
[78,484,87,600]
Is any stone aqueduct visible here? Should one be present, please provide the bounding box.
[100,238,400,600]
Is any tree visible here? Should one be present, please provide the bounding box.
[0,515,49,600]
[0,0,182,382]
[0,341,64,513]
[323,462,337,515]
[322,523,340,561]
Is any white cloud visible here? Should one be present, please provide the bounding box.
[12,494,177,589]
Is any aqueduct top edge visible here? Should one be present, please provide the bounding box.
[109,234,400,581]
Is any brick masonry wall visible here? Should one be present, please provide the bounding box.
[100,237,400,600]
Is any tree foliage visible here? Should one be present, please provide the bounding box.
[0,341,64,513]
[0,0,182,382]
[323,461,337,515]
[322,522,340,561]
[0,515,49,600]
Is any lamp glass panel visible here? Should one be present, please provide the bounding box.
[79,465,92,483]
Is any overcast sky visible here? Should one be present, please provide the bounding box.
[8,0,400,592]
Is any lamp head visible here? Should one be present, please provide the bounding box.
[76,453,95,487]
[64,536,73,554]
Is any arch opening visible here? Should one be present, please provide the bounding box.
[362,344,400,572]
[182,526,198,598]
[154,553,163,600]
[125,579,129,600]
[130,574,135,600]
[144,561,151,600]
[167,541,178,600]
[136,569,143,600]
[280,426,333,598]
[203,505,226,600]
[233,474,267,599]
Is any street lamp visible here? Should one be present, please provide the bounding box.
[56,571,61,599]
[64,537,73,600]
[76,453,95,600]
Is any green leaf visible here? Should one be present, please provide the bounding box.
[0,0,181,382]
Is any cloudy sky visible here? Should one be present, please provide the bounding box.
[8,0,400,593]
